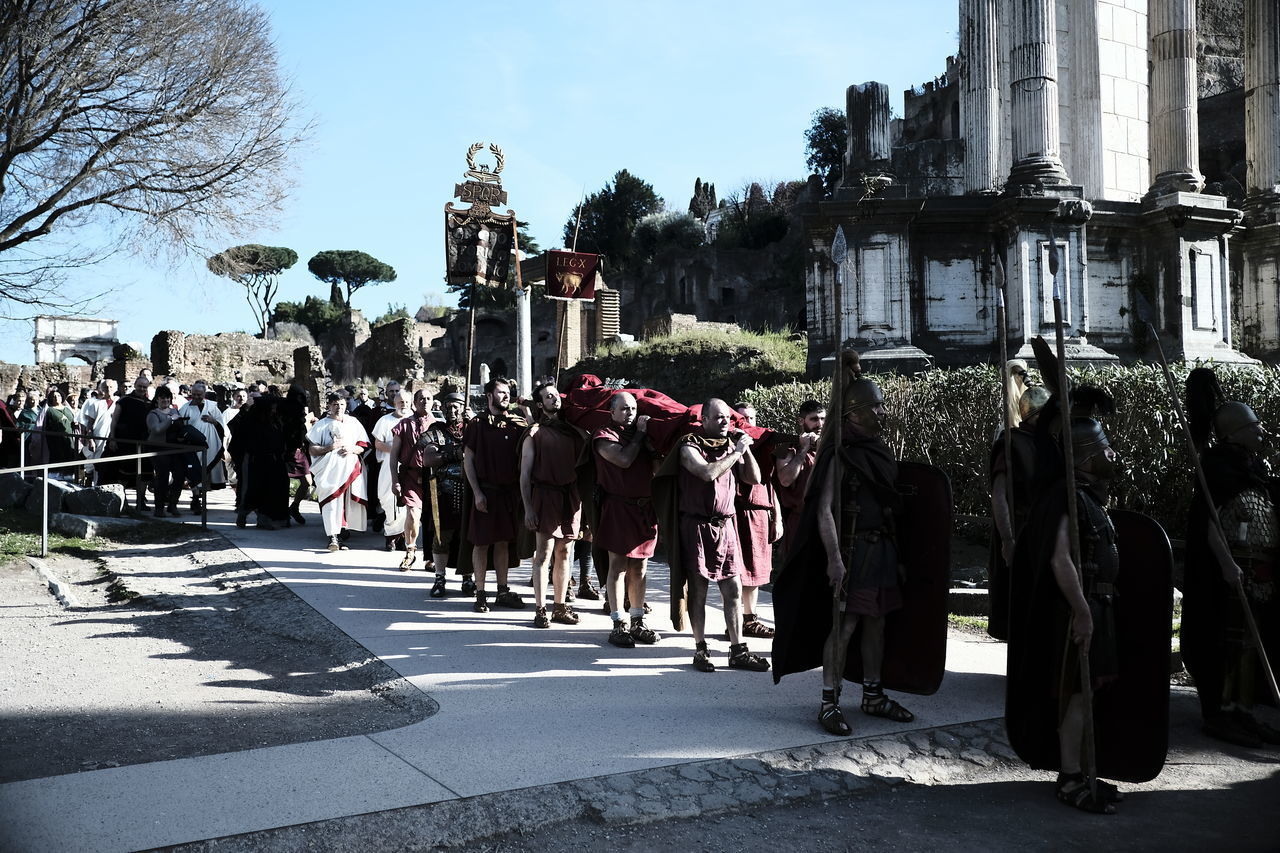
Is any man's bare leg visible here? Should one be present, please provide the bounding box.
[530,532,553,609]
[720,576,745,645]
[687,574,710,645]
[606,552,635,646]
[471,544,490,610]
[624,558,647,612]
[400,506,421,570]
[550,539,571,603]
[858,614,913,722]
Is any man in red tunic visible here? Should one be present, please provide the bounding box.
[775,399,824,550]
[388,390,437,574]
[593,392,661,648]
[732,402,782,639]
[463,378,528,613]
[671,398,770,673]
[520,382,584,628]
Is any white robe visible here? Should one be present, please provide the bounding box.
[177,399,227,488]
[371,411,408,537]
[306,415,370,536]
[79,397,113,464]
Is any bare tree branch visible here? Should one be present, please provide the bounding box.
[0,0,310,312]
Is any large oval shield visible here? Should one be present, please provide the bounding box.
[840,461,952,694]
[1006,506,1172,782]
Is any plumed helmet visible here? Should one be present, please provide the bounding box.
[1071,417,1111,464]
[1214,401,1259,443]
[1018,385,1051,421]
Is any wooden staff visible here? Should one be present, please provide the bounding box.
[1134,293,1280,706]
[995,246,1015,562]
[830,225,849,702]
[993,245,1013,625]
[1048,225,1098,800]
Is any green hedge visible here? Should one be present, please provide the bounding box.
[739,362,1278,538]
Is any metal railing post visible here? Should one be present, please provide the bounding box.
[41,465,49,557]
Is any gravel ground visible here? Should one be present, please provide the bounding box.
[0,529,435,784]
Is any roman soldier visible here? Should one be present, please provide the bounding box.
[416,391,474,598]
[1183,368,1280,748]
[772,355,951,737]
[520,381,585,628]
[1007,416,1173,814]
[462,377,528,612]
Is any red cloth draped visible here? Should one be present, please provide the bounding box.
[561,374,770,455]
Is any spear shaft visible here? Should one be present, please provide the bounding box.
[1049,229,1098,798]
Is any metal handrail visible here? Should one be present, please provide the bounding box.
[0,425,212,555]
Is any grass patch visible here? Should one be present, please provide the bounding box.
[0,508,90,558]
[0,506,178,559]
[948,613,990,633]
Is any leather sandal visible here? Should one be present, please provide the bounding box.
[728,642,770,671]
[533,607,550,629]
[430,577,446,598]
[743,617,775,639]
[819,702,852,736]
[399,548,417,571]
[692,644,716,672]
[551,603,579,625]
[1056,773,1117,814]
[861,691,915,722]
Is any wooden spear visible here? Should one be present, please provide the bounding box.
[1048,225,1099,799]
[995,245,1016,588]
[830,225,849,703]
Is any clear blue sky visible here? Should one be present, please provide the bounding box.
[1,0,958,366]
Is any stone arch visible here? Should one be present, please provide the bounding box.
[33,315,119,365]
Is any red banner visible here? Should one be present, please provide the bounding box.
[544,250,599,300]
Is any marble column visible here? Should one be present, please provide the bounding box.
[1007,0,1069,187]
[845,82,894,184]
[961,0,1001,193]
[1148,0,1204,195]
[1244,0,1280,208]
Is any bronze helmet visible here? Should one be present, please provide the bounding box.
[1017,385,1051,421]
[843,377,884,416]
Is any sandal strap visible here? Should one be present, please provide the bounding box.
[861,692,915,722]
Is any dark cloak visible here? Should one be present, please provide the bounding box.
[1182,443,1280,716]
[1006,483,1172,783]
[770,435,951,693]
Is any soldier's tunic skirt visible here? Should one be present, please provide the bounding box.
[593,426,658,558]
[528,422,583,539]
[463,413,523,547]
[736,479,773,587]
[678,442,743,582]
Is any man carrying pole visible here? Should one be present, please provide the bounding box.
[1006,233,1173,814]
[1181,369,1280,747]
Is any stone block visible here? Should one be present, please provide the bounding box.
[24,477,79,516]
[0,473,32,509]
[62,483,126,517]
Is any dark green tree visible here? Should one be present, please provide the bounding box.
[688,177,717,220]
[804,107,847,197]
[371,303,411,326]
[271,294,346,340]
[562,170,663,273]
[308,249,397,306]
[633,211,706,263]
[206,244,298,335]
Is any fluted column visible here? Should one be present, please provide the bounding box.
[962,0,1001,193]
[1245,0,1280,207]
[1148,0,1204,195]
[1007,0,1069,187]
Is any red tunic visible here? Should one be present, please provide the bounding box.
[593,426,657,558]
[463,411,525,546]
[776,448,816,550]
[528,420,583,539]
[735,478,773,587]
[392,415,436,510]
[678,441,743,582]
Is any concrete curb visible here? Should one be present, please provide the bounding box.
[168,718,1017,852]
[26,555,80,608]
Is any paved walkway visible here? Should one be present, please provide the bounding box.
[0,490,1006,852]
